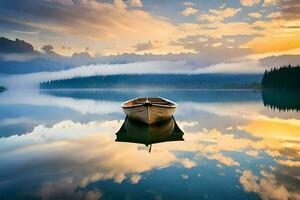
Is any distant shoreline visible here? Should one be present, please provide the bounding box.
[39,88,261,91]
[40,74,262,90]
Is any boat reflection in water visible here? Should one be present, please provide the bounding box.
[116,117,184,152]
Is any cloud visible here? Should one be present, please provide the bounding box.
[130,174,142,184]
[0,61,193,88]
[0,117,37,126]
[246,150,259,157]
[179,158,196,168]
[212,42,222,47]
[0,0,177,44]
[0,93,299,198]
[171,35,253,63]
[1,0,297,58]
[267,12,281,18]
[275,159,300,167]
[244,19,300,53]
[259,54,300,68]
[133,40,161,52]
[241,0,261,6]
[182,2,195,7]
[196,60,264,74]
[130,0,143,7]
[248,12,262,18]
[114,0,127,10]
[197,8,241,22]
[239,170,293,200]
[39,179,102,200]
[208,153,240,166]
[181,7,199,16]
[85,189,102,200]
[240,117,300,142]
[0,119,178,191]
[41,44,55,54]
[279,0,300,20]
[263,0,277,6]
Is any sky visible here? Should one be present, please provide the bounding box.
[0,0,300,76]
[0,0,299,56]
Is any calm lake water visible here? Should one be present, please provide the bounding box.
[0,89,299,200]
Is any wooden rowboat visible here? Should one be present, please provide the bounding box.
[121,97,176,124]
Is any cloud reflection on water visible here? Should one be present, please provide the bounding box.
[0,89,299,199]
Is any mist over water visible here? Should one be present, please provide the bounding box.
[0,60,264,89]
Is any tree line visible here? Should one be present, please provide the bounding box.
[262,65,300,89]
[40,74,261,89]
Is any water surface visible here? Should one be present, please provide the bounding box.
[0,89,299,200]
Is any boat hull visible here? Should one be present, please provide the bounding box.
[122,104,176,124]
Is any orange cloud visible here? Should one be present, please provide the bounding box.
[241,117,300,141]
[245,19,300,53]
[249,12,262,18]
[241,0,261,7]
[239,170,293,200]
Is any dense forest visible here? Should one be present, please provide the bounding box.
[40,74,261,89]
[262,65,300,89]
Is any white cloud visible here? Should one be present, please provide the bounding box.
[197,8,241,22]
[196,60,264,74]
[181,7,199,16]
[179,158,197,168]
[1,61,191,88]
[1,59,264,89]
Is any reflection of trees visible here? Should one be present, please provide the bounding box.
[262,89,300,112]
[0,86,5,92]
